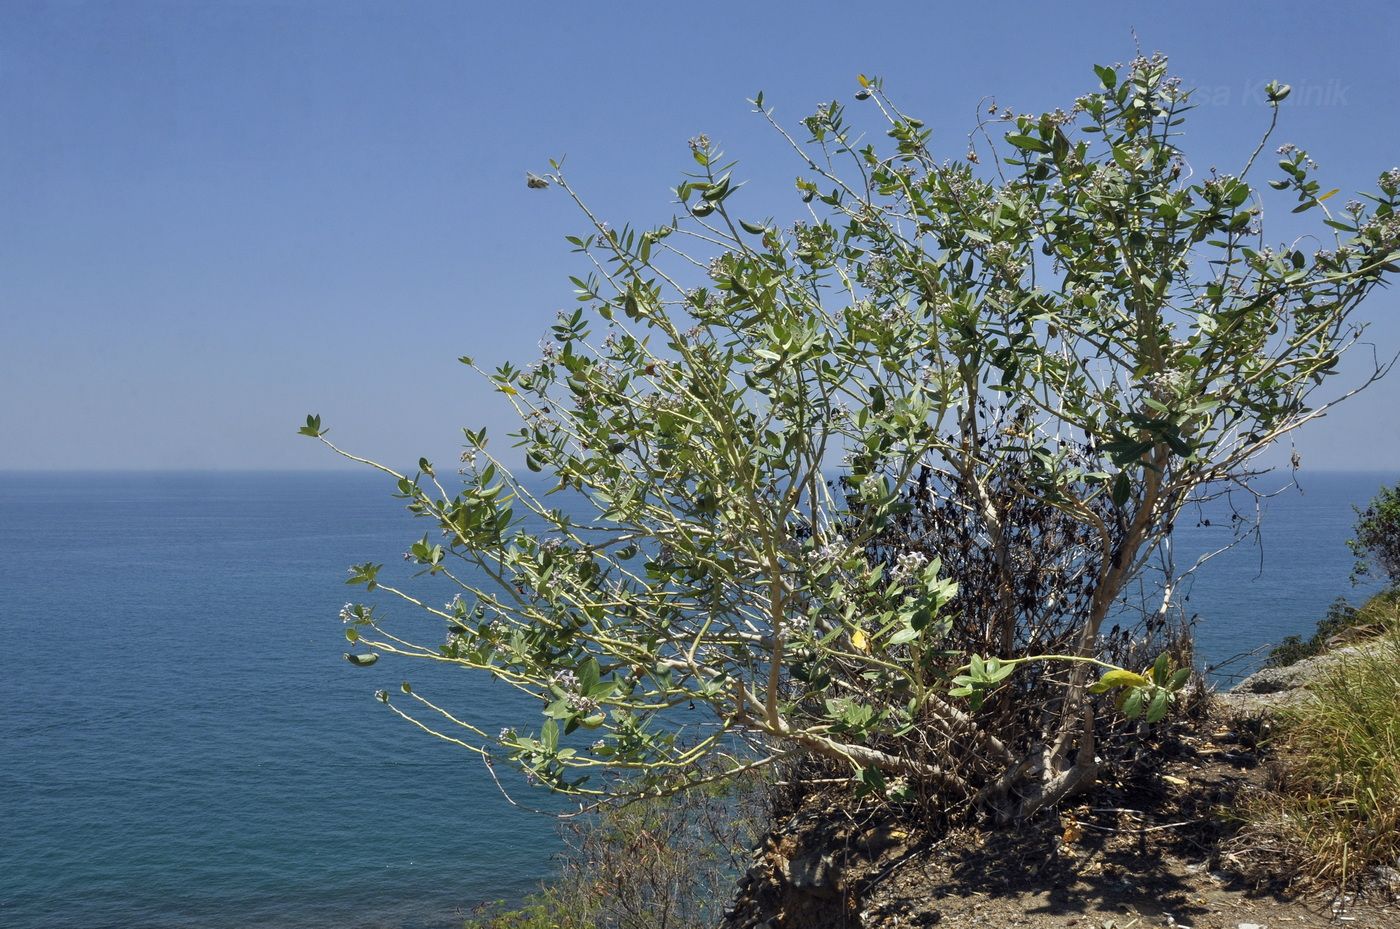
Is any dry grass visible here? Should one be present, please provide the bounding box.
[1238,592,1400,893]
[465,772,769,929]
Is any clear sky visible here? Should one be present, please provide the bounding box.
[3,1,1398,472]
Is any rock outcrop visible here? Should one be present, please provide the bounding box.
[1214,642,1379,716]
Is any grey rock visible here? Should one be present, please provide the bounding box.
[1216,644,1381,715]
[783,847,842,897]
[1368,864,1400,892]
[1235,647,1365,694]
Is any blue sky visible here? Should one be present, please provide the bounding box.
[3,1,1398,472]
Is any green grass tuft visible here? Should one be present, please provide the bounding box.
[1243,591,1400,891]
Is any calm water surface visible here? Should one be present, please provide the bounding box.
[0,469,1394,928]
[1,472,558,929]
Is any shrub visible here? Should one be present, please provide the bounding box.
[1268,596,1361,668]
[304,55,1400,822]
[1351,481,1400,587]
[1269,589,1400,668]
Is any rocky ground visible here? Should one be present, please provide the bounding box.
[1211,644,1384,717]
[719,674,1400,929]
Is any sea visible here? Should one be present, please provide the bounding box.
[1,469,1394,929]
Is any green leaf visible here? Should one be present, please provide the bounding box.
[1111,471,1131,508]
[1005,133,1050,153]
[888,625,920,646]
[579,658,601,694]
[702,173,733,201]
[1088,669,1150,694]
[855,765,887,796]
[344,652,379,667]
[345,563,383,589]
[297,414,325,437]
[541,718,559,753]
[982,660,1016,684]
[1146,689,1170,723]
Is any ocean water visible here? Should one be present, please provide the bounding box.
[1170,470,1396,678]
[0,472,560,929]
[1,469,1395,928]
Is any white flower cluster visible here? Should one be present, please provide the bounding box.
[1141,369,1190,402]
[707,254,735,281]
[687,288,720,312]
[806,534,847,567]
[786,614,812,636]
[567,694,600,714]
[891,550,928,583]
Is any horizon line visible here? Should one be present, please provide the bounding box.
[1,466,1397,477]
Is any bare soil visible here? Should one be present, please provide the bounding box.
[721,706,1400,929]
